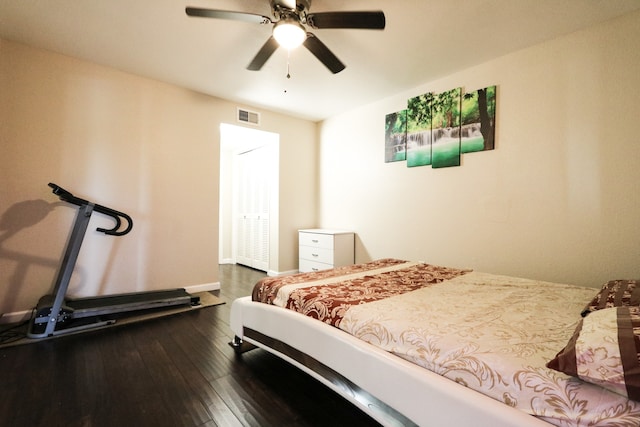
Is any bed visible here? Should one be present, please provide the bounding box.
[229,259,640,426]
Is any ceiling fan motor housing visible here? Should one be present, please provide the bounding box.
[270,0,311,22]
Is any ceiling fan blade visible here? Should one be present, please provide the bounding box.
[247,36,279,71]
[307,11,385,30]
[185,7,272,25]
[303,33,345,74]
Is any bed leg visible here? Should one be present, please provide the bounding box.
[228,335,256,354]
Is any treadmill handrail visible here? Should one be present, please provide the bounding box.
[48,182,133,236]
[94,203,133,236]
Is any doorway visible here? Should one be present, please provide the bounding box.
[219,123,279,274]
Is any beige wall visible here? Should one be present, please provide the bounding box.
[4,10,638,318]
[0,39,316,317]
[317,11,640,287]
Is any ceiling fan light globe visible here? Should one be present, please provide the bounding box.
[273,20,306,49]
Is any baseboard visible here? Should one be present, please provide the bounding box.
[184,282,220,293]
[0,310,31,325]
[267,269,298,277]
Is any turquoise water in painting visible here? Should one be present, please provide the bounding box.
[432,139,460,168]
[405,136,487,168]
[461,136,485,153]
[407,146,431,167]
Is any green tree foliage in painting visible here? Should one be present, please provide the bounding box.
[432,88,461,130]
[407,93,434,132]
[407,90,462,131]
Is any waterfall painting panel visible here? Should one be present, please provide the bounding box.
[384,110,407,163]
[406,92,434,167]
[460,85,497,153]
[431,88,462,169]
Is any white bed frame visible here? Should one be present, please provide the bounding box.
[230,296,552,427]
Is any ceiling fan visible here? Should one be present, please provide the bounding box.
[185,0,385,74]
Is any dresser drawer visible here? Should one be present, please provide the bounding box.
[299,232,334,249]
[299,245,334,265]
[299,258,333,273]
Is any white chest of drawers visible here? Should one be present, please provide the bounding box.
[298,229,355,273]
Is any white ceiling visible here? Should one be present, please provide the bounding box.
[1,0,639,122]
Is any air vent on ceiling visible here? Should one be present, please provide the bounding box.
[237,108,260,126]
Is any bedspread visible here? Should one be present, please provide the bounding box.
[338,271,640,426]
[252,258,469,327]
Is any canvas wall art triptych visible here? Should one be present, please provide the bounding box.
[385,86,496,167]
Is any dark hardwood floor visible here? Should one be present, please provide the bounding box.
[0,264,381,427]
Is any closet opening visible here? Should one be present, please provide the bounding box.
[219,123,279,274]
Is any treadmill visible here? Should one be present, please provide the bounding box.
[27,183,200,339]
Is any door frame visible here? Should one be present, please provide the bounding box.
[219,123,279,273]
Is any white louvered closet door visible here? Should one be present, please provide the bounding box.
[235,146,270,271]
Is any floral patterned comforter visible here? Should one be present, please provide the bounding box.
[252,258,468,326]
[252,260,640,426]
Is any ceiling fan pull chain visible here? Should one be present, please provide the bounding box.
[286,49,292,79]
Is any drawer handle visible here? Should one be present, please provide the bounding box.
[312,268,319,271]
[312,253,319,257]
[311,239,319,243]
